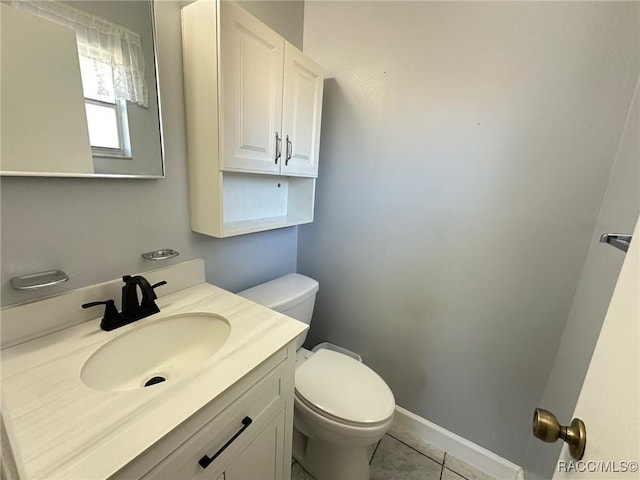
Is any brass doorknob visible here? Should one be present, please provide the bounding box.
[532,408,586,460]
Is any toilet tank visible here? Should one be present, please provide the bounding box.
[237,273,319,349]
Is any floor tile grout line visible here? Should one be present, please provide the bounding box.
[444,466,472,480]
[293,460,317,480]
[443,453,476,480]
[369,438,382,464]
[443,452,448,479]
[292,438,482,480]
[386,431,445,465]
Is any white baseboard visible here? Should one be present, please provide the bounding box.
[392,406,524,480]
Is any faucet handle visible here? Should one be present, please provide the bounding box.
[140,280,167,309]
[82,299,117,312]
[82,299,122,330]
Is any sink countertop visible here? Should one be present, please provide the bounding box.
[1,281,307,479]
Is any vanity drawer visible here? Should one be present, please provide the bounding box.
[141,360,287,480]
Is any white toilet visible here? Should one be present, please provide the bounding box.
[238,273,395,480]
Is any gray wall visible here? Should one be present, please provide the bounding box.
[0,0,304,307]
[298,1,639,465]
[237,0,304,50]
[523,82,640,479]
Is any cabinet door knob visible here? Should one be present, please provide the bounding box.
[198,416,253,469]
[285,135,292,165]
[275,132,282,165]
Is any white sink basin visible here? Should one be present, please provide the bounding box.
[81,313,231,391]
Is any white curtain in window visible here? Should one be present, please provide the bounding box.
[11,1,148,108]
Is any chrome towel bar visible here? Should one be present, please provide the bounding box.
[10,270,69,290]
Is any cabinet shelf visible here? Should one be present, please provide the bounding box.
[223,214,313,237]
[219,173,315,237]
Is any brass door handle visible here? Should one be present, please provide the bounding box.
[533,408,586,460]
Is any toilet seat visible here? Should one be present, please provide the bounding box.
[295,391,392,428]
[295,349,395,426]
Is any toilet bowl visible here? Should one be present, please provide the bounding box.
[238,274,395,480]
[293,348,394,479]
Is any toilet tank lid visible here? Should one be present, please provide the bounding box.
[237,273,319,311]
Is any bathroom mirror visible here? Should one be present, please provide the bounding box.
[0,1,164,178]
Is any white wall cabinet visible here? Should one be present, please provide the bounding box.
[182,0,324,238]
[113,345,295,480]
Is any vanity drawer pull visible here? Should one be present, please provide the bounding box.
[198,416,253,469]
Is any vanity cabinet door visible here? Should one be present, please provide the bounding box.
[224,409,287,480]
[139,356,287,480]
[281,43,324,178]
[220,1,284,174]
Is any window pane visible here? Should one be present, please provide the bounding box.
[85,103,120,149]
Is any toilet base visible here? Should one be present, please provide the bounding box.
[297,436,370,480]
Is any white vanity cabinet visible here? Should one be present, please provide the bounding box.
[181,0,324,238]
[0,260,307,480]
[113,345,295,480]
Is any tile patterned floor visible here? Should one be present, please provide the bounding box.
[291,431,497,480]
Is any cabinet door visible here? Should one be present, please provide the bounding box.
[281,43,324,177]
[224,410,287,480]
[220,2,283,174]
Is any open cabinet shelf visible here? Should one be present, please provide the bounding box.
[220,173,315,237]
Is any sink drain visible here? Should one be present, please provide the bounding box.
[144,376,166,387]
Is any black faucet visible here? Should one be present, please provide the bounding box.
[82,275,167,331]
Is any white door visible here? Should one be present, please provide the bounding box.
[553,218,639,479]
[220,2,283,174]
[281,43,324,177]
